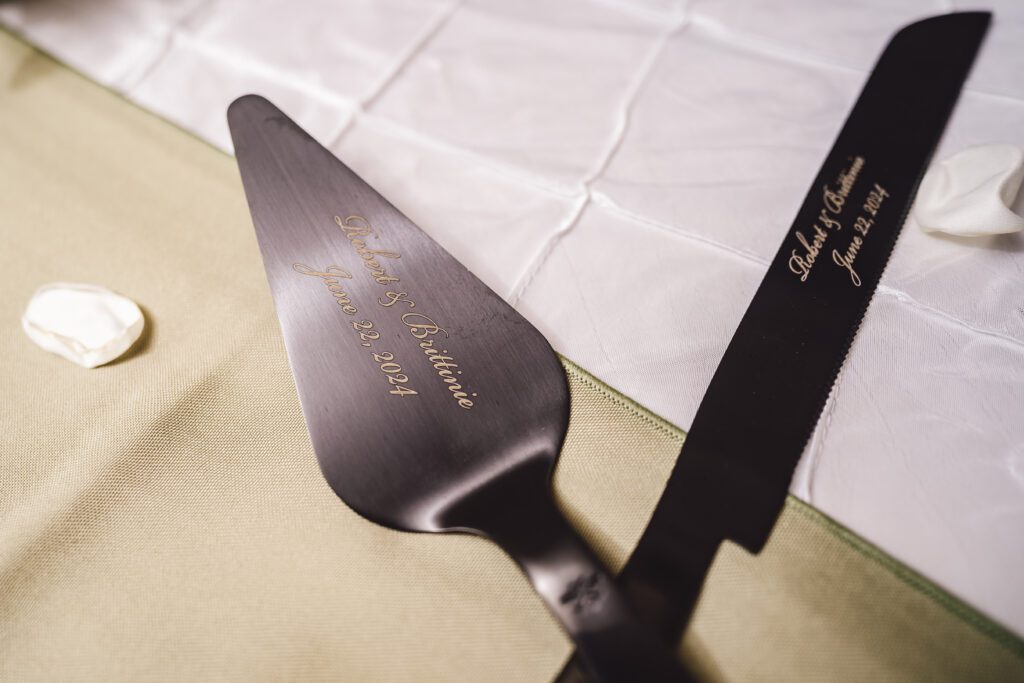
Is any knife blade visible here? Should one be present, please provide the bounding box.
[555,10,990,680]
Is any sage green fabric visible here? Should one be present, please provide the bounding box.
[1,30,1022,682]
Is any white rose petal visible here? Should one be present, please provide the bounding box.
[22,283,145,368]
[915,143,1024,237]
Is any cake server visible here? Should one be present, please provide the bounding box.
[228,95,687,682]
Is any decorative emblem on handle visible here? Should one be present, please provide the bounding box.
[560,572,603,615]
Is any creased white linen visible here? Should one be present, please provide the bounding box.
[2,0,1022,637]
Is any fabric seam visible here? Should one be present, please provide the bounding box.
[564,358,1024,660]
[561,358,684,442]
[784,498,1024,660]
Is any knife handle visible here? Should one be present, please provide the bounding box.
[472,492,692,682]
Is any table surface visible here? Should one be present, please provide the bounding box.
[2,0,1022,637]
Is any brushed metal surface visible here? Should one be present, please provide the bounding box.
[229,96,566,534]
[228,96,687,682]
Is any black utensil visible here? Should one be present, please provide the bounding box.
[228,95,687,682]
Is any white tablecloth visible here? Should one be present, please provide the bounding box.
[3,0,1022,637]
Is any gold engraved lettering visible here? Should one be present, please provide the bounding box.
[379,291,416,308]
[789,225,828,282]
[403,314,475,409]
[334,215,401,285]
[829,181,888,288]
[818,208,842,231]
[832,237,863,287]
[788,156,865,283]
[823,187,846,214]
[293,263,358,315]
[401,312,448,341]
[333,213,479,409]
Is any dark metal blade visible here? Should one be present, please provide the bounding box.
[557,11,991,678]
[669,9,991,557]
[227,96,570,534]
